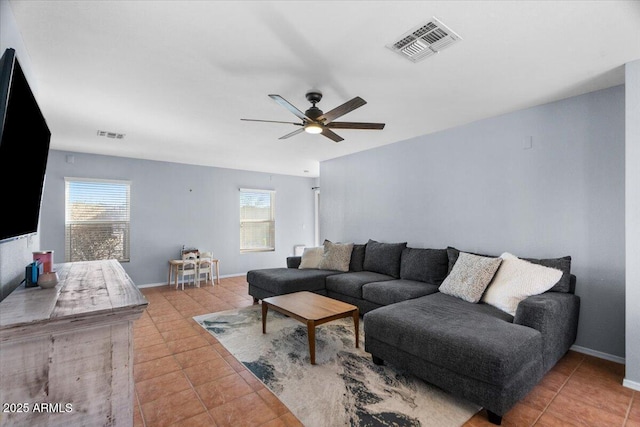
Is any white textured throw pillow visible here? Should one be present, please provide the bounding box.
[318,240,354,272]
[482,252,563,316]
[439,252,502,303]
[298,247,324,269]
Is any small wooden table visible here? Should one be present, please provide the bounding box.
[261,291,359,365]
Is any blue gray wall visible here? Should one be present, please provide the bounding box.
[40,151,316,286]
[320,85,625,358]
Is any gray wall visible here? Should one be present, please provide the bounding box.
[0,0,42,301]
[40,151,316,286]
[320,85,625,358]
[626,60,640,388]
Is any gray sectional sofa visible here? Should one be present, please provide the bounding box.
[247,240,580,425]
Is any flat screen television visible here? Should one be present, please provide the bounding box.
[0,48,51,243]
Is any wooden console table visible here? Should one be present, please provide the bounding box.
[0,259,148,427]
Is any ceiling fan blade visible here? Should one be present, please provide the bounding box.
[278,128,305,140]
[268,94,310,121]
[326,121,385,130]
[319,97,367,124]
[241,118,302,125]
[321,128,344,143]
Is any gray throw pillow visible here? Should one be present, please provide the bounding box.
[363,239,407,278]
[439,252,503,303]
[400,247,449,285]
[318,240,354,272]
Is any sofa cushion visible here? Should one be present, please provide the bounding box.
[400,247,449,285]
[349,244,367,272]
[482,253,562,316]
[298,247,324,269]
[363,239,407,278]
[247,268,338,295]
[439,252,502,303]
[325,271,394,299]
[522,255,572,293]
[363,279,439,306]
[318,240,353,272]
[364,292,542,385]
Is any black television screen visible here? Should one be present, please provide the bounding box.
[0,48,51,243]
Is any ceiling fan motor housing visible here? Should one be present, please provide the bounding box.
[305,106,323,120]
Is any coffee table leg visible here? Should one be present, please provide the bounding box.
[307,320,316,365]
[353,309,360,348]
[262,303,268,334]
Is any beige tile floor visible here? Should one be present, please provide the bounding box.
[134,277,639,427]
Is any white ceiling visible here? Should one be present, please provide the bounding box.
[8,1,640,177]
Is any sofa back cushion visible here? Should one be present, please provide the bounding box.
[447,246,572,293]
[349,244,367,272]
[400,247,449,285]
[522,256,572,293]
[363,239,407,278]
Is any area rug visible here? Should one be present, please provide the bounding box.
[194,305,479,427]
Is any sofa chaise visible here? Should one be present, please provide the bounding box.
[247,239,580,425]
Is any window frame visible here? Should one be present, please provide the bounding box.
[239,188,276,253]
[64,177,131,263]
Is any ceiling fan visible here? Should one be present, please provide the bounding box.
[241,91,385,142]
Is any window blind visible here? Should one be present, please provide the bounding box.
[240,189,275,252]
[65,178,131,262]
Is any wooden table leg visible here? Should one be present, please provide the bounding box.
[353,309,360,348]
[167,263,172,286]
[307,320,316,365]
[215,260,220,285]
[262,302,268,334]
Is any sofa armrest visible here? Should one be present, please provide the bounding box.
[514,292,580,372]
[287,256,302,269]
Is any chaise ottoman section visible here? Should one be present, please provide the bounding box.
[364,292,545,418]
[247,268,339,301]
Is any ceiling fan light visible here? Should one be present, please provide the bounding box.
[304,123,323,134]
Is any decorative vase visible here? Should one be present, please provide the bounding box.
[38,271,59,289]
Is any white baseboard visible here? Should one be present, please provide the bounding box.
[570,344,625,365]
[137,273,247,289]
[623,378,640,391]
[137,282,166,289]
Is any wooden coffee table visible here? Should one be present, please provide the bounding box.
[261,291,359,365]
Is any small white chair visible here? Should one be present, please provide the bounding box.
[177,252,198,290]
[197,251,214,286]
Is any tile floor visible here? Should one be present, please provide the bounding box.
[134,276,639,427]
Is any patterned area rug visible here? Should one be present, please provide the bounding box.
[194,305,479,427]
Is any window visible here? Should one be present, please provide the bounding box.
[240,188,275,252]
[65,178,131,262]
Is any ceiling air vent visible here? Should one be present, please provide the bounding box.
[387,17,462,63]
[97,130,125,139]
